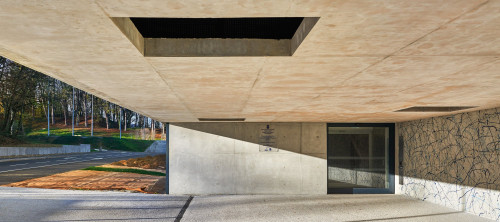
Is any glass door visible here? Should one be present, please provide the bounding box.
[327,123,394,194]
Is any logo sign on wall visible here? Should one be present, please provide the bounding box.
[259,124,278,152]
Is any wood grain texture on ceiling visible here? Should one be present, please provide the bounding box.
[0,0,498,122]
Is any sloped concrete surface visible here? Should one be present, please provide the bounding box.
[145,141,167,153]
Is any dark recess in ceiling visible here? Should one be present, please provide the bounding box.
[395,106,477,112]
[198,118,246,122]
[131,17,304,39]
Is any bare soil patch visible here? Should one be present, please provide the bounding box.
[111,154,166,170]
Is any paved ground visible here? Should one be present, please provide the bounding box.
[0,187,493,222]
[0,151,155,185]
[0,187,187,222]
[183,195,494,222]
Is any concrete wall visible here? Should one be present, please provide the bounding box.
[397,107,500,221]
[169,123,327,195]
[0,144,91,157]
[145,140,167,153]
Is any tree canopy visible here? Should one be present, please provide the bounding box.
[0,56,161,138]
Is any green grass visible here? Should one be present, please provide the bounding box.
[82,166,165,176]
[27,127,137,139]
[22,136,154,152]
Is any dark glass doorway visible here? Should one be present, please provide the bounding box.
[327,123,394,194]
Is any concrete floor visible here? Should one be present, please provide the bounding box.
[182,195,493,222]
[0,187,187,222]
[0,187,492,222]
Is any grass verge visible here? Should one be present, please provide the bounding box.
[22,136,154,152]
[82,166,165,176]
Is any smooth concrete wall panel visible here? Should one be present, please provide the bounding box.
[144,38,291,57]
[170,123,327,195]
[234,139,259,154]
[301,123,327,155]
[0,144,90,157]
[398,107,500,221]
[234,152,303,194]
[275,123,302,153]
[300,153,327,194]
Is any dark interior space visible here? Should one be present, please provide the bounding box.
[130,17,304,39]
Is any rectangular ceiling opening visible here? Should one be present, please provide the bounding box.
[395,106,477,112]
[111,17,319,57]
[130,18,304,39]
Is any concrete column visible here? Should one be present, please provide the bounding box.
[165,123,170,194]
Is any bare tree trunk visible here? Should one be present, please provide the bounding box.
[161,122,165,139]
[135,113,139,128]
[142,116,146,140]
[119,108,122,139]
[47,99,50,136]
[41,98,47,117]
[91,95,94,136]
[8,111,14,135]
[62,103,67,126]
[75,91,79,127]
[105,111,109,130]
[51,103,55,125]
[17,107,24,135]
[151,119,155,140]
[84,93,87,127]
[124,111,127,131]
[72,87,75,136]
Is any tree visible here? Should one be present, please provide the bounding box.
[0,56,156,139]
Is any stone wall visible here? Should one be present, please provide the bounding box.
[169,123,327,195]
[398,107,500,221]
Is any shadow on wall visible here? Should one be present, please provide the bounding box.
[173,122,389,192]
[169,122,327,194]
[173,122,327,159]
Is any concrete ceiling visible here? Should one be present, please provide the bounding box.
[0,0,499,122]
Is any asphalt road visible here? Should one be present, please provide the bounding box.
[0,151,155,185]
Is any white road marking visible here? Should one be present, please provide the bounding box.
[0,160,88,173]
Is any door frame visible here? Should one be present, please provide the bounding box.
[327,123,395,194]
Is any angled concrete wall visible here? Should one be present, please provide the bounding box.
[169,123,327,195]
[145,140,167,153]
[397,107,500,221]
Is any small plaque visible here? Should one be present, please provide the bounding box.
[259,124,278,152]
